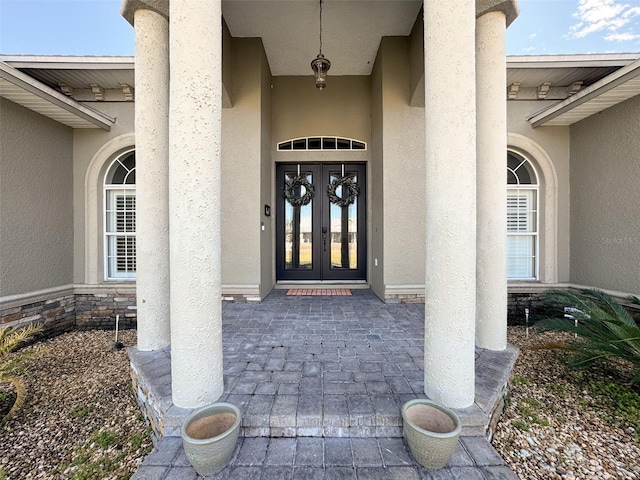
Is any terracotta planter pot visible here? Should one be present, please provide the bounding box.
[181,402,241,476]
[401,399,461,469]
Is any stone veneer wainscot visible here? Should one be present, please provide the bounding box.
[1,291,136,337]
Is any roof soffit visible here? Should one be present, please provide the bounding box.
[505,53,640,101]
[4,52,640,120]
[0,62,115,129]
[527,57,640,127]
[120,0,519,76]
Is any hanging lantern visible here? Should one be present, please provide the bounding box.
[311,54,331,90]
[311,0,331,90]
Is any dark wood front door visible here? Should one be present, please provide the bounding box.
[276,163,366,281]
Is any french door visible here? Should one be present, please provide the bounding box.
[276,163,366,281]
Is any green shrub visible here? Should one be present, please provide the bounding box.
[537,289,640,383]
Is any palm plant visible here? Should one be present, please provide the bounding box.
[0,323,43,420]
[537,289,640,383]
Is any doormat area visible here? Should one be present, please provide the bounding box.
[286,289,352,296]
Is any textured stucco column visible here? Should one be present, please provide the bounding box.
[134,9,170,351]
[169,0,224,408]
[476,11,508,351]
[423,0,477,408]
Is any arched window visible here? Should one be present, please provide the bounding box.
[104,151,136,279]
[507,151,538,280]
[278,136,367,151]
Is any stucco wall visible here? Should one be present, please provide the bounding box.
[72,102,135,284]
[0,98,74,296]
[221,38,265,292]
[507,101,570,283]
[569,94,640,295]
[369,44,385,299]
[260,41,274,298]
[271,76,371,154]
[222,19,233,108]
[378,37,426,292]
[408,11,425,107]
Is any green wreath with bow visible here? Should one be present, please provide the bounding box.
[328,175,359,207]
[283,175,315,207]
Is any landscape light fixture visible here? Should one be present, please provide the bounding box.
[311,0,331,90]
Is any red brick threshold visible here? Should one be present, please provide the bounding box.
[286,289,352,296]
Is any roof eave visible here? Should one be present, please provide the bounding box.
[527,57,640,128]
[0,54,134,70]
[507,52,640,69]
[0,61,115,130]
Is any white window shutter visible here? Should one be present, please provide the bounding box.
[507,189,537,279]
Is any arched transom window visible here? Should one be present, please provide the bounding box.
[507,151,538,280]
[104,151,136,280]
[278,137,366,151]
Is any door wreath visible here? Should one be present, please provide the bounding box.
[283,175,315,206]
[328,175,359,207]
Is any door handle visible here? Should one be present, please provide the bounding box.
[322,227,327,252]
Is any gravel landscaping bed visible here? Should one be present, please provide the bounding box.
[0,330,152,480]
[493,327,640,480]
[1,327,639,479]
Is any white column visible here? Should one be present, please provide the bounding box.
[423,0,477,408]
[476,11,508,351]
[135,9,170,351]
[169,0,224,408]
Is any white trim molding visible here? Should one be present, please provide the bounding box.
[84,133,136,285]
[0,284,74,311]
[507,133,558,284]
[73,283,136,295]
[384,284,425,297]
[221,284,261,296]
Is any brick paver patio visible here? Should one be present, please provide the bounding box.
[130,289,518,479]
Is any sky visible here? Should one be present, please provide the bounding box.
[0,0,640,57]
